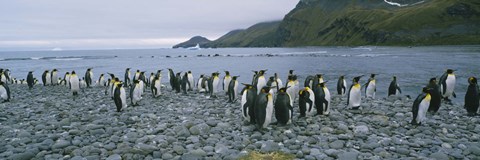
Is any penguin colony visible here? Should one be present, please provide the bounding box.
[0,68,479,129]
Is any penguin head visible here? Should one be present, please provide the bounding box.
[44,70,49,73]
[446,69,455,74]
[370,74,376,78]
[114,77,120,82]
[100,73,104,76]
[289,70,294,74]
[279,87,288,93]
[260,86,272,93]
[224,71,230,75]
[66,72,70,74]
[200,74,204,78]
[242,83,253,89]
[150,73,154,76]
[269,76,275,81]
[340,75,345,79]
[469,77,477,84]
[429,77,437,84]
[71,71,76,75]
[393,76,397,80]
[422,87,433,94]
[53,69,57,72]
[316,74,323,79]
[319,81,328,87]
[87,68,91,71]
[259,70,267,75]
[232,76,239,80]
[126,68,130,71]
[116,82,123,87]
[353,75,363,83]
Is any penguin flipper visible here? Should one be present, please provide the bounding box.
[452,92,456,98]
[397,86,402,94]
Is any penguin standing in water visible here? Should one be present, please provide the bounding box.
[51,69,58,85]
[388,76,402,96]
[228,76,239,103]
[337,75,347,96]
[187,71,194,91]
[255,86,274,130]
[275,87,293,125]
[223,71,232,95]
[42,70,50,86]
[168,68,175,91]
[411,87,432,125]
[27,71,35,89]
[84,68,93,87]
[299,87,315,117]
[130,80,142,106]
[151,76,161,97]
[174,72,182,93]
[0,81,11,102]
[348,76,363,110]
[114,82,127,112]
[255,70,267,94]
[241,83,256,123]
[69,71,80,96]
[97,74,105,87]
[464,77,479,116]
[365,74,376,99]
[124,68,131,87]
[427,77,442,113]
[315,81,331,115]
[181,72,188,94]
[439,69,456,103]
[286,75,297,104]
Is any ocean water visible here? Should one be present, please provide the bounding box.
[1,46,479,103]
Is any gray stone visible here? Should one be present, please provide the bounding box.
[470,146,480,156]
[153,151,162,158]
[354,125,369,134]
[338,152,358,160]
[8,152,35,160]
[190,149,207,157]
[189,123,211,135]
[260,141,280,153]
[52,140,71,149]
[310,148,321,155]
[106,154,122,160]
[173,145,186,154]
[135,143,157,154]
[174,126,191,137]
[161,153,173,159]
[396,148,410,155]
[104,143,116,151]
[329,140,344,149]
[70,156,87,160]
[324,149,339,157]
[429,152,449,160]
[441,143,452,149]
[90,129,105,135]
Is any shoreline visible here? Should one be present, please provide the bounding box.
[0,84,479,159]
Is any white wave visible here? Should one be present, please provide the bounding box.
[356,54,389,57]
[52,58,83,61]
[351,47,373,51]
[384,0,409,7]
[275,51,328,55]
[30,57,42,60]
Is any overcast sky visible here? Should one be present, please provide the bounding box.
[0,0,299,50]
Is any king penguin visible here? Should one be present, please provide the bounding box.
[223,71,232,95]
[64,72,71,87]
[42,70,51,86]
[315,81,331,115]
[299,87,315,117]
[69,71,80,96]
[388,76,402,96]
[228,76,239,103]
[241,83,256,123]
[286,75,297,104]
[85,68,93,87]
[98,74,105,87]
[255,70,267,94]
[411,87,432,125]
[130,80,142,106]
[209,72,220,97]
[133,70,140,82]
[464,77,479,116]
[181,72,188,94]
[337,75,347,96]
[365,74,376,99]
[27,71,34,89]
[148,72,155,88]
[168,68,175,91]
[348,76,363,109]
[197,74,206,93]
[151,76,162,97]
[187,71,194,91]
[275,87,293,125]
[304,75,315,89]
[439,69,456,103]
[0,81,11,102]
[174,72,182,93]
[125,68,131,87]
[114,82,127,112]
[255,86,274,130]
[51,69,58,85]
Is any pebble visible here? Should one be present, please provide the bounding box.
[106,154,122,160]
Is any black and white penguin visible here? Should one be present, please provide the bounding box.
[181,72,188,94]
[85,68,93,87]
[209,72,220,97]
[168,68,175,91]
[251,70,259,85]
[275,87,293,125]
[130,80,142,106]
[223,71,232,95]
[388,76,402,96]
[299,87,315,117]
[148,72,155,88]
[133,70,141,82]
[411,87,432,125]
[337,75,347,96]
[0,69,6,83]
[314,81,331,115]
[51,69,58,85]
[151,76,161,97]
[64,72,71,87]
[304,75,315,88]
[312,74,324,92]
[114,82,127,112]
[286,75,297,104]
[42,70,50,86]
[27,71,35,89]
[69,71,80,96]
[241,83,256,123]
[464,77,479,116]
[254,86,274,130]
[97,74,105,87]
[187,71,194,91]
[174,72,182,93]
[274,73,283,89]
[0,81,11,102]
[124,68,131,87]
[197,74,206,93]
[365,74,376,99]
[228,76,239,103]
[255,70,267,94]
[348,76,363,109]
[439,69,456,102]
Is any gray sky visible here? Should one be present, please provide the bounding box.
[0,0,299,50]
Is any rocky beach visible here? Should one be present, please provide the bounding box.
[1,84,479,160]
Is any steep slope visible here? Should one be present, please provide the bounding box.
[205,21,282,47]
